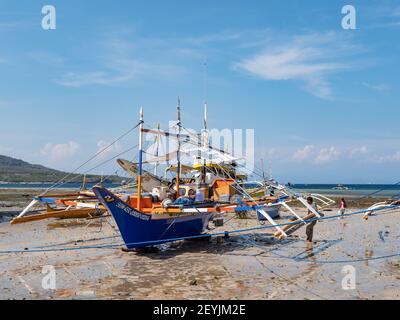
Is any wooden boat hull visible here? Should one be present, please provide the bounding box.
[93,187,214,249]
[10,208,104,225]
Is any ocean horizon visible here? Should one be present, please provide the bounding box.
[290,184,400,198]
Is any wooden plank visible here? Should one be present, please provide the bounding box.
[37,193,82,198]
[257,208,287,237]
[55,197,98,201]
[10,208,105,224]
[274,213,316,239]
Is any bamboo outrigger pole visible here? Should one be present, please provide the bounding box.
[137,107,144,210]
[154,123,161,176]
[204,101,207,131]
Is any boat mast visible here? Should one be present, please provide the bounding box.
[203,60,208,132]
[204,101,207,131]
[202,61,212,175]
[260,159,267,193]
[176,99,181,196]
[202,101,208,183]
[137,107,144,210]
[80,174,87,191]
[154,122,160,176]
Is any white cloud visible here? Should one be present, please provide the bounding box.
[315,147,340,163]
[375,151,400,163]
[293,145,342,163]
[293,145,315,161]
[235,32,357,99]
[40,141,80,162]
[350,146,368,158]
[56,71,123,87]
[55,30,185,88]
[293,145,400,164]
[237,47,338,80]
[56,56,180,88]
[362,3,400,28]
[186,30,243,46]
[256,148,277,163]
[29,51,65,66]
[361,82,391,92]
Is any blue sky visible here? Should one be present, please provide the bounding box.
[0,0,400,183]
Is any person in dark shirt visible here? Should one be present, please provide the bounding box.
[173,189,196,206]
[305,196,323,243]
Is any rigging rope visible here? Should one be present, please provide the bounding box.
[252,252,328,299]
[38,122,141,196]
[179,125,275,180]
[245,237,400,265]
[180,123,400,205]
[84,144,138,182]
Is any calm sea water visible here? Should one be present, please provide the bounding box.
[0,183,121,190]
[290,184,400,198]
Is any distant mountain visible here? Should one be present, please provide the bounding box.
[0,155,125,183]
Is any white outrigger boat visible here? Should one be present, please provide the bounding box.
[12,101,339,250]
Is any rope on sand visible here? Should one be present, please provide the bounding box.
[1,204,399,255]
[246,238,400,265]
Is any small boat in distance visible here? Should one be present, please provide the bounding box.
[332,184,349,190]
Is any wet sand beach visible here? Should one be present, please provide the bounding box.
[1,188,400,300]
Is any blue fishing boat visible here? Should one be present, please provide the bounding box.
[93,187,214,249]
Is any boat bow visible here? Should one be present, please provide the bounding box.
[93,187,213,249]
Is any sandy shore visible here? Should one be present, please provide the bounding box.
[1,188,400,300]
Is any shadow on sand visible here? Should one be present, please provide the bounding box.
[130,232,343,264]
[131,232,304,260]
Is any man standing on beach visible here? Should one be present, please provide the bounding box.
[305,196,323,243]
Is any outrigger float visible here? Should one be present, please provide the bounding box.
[9,189,106,224]
[363,198,400,220]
